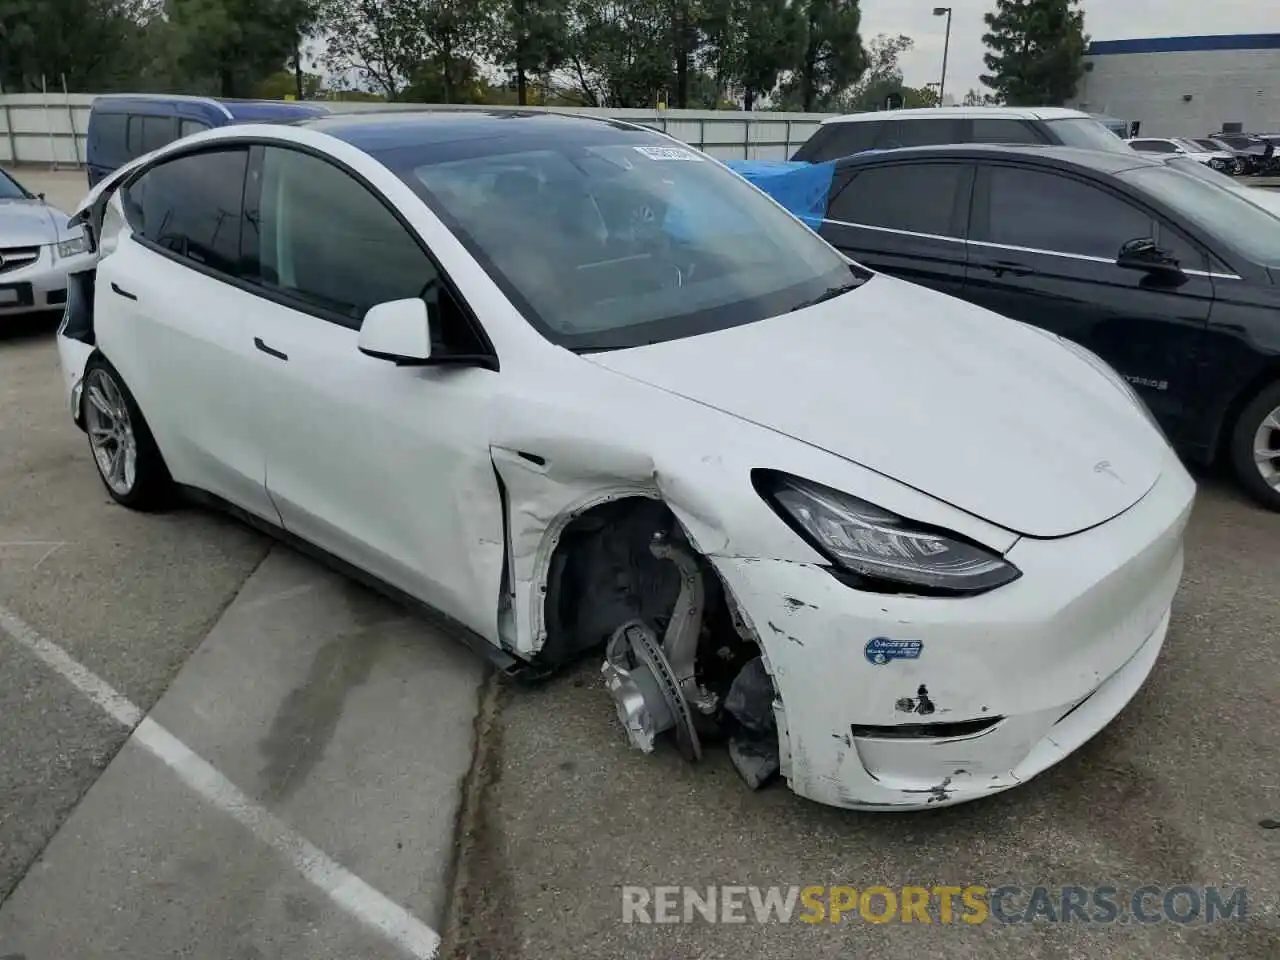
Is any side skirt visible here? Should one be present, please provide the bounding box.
[175,484,538,681]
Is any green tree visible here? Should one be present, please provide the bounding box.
[490,0,569,104]
[702,0,801,109]
[980,0,1086,106]
[255,68,324,99]
[564,0,672,107]
[784,0,866,112]
[837,32,909,112]
[0,0,159,92]
[317,0,428,100]
[419,0,497,103]
[165,0,314,97]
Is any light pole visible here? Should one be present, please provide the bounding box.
[933,7,953,107]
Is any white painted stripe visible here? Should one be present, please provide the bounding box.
[0,604,142,727]
[0,601,441,960]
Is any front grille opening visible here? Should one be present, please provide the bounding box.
[0,247,40,275]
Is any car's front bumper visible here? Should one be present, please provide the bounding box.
[713,455,1195,811]
[0,245,94,316]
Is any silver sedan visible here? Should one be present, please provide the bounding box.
[1,168,95,317]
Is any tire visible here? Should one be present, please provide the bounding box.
[1229,381,1280,511]
[81,355,172,510]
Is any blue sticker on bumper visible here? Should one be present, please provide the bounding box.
[864,637,923,665]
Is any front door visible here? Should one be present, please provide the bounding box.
[243,144,506,640]
[964,162,1213,442]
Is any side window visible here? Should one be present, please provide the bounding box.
[876,118,963,149]
[180,119,210,139]
[796,122,882,161]
[829,163,968,238]
[981,166,1154,258]
[141,116,178,153]
[93,113,129,160]
[120,148,250,276]
[254,147,445,331]
[972,118,1046,145]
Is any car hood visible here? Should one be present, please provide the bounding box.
[0,198,67,245]
[586,274,1166,538]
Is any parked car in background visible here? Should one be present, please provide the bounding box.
[55,112,1193,812]
[767,143,1280,509]
[85,94,329,186]
[791,106,1133,162]
[1171,138,1237,172]
[1187,138,1249,174]
[1211,133,1270,175]
[0,167,95,318]
[1126,137,1235,173]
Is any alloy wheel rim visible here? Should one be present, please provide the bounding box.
[84,369,137,496]
[1253,404,1280,491]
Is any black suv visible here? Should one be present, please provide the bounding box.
[814,143,1280,508]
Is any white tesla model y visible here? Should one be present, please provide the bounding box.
[56,111,1194,810]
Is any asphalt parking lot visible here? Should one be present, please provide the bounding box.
[2,167,1278,960]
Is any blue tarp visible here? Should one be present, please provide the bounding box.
[723,159,837,230]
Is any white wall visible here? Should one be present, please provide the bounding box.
[1070,48,1280,137]
[0,93,831,166]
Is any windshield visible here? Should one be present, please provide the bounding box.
[1193,139,1225,151]
[1121,165,1280,266]
[1044,117,1134,153]
[1217,135,1259,150]
[0,169,30,200]
[388,131,858,351]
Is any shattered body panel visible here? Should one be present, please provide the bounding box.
[712,455,1192,809]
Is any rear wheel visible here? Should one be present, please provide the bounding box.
[1229,381,1280,511]
[82,356,171,510]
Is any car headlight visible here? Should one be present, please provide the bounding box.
[1053,335,1168,441]
[56,235,88,258]
[756,471,1021,595]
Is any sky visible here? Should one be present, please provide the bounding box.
[865,0,1278,102]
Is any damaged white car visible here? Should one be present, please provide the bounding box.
[56,112,1194,810]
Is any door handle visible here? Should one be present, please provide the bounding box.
[110,281,137,301]
[977,260,1034,278]
[254,337,288,361]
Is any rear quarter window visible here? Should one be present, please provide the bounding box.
[876,118,964,148]
[793,122,882,162]
[92,113,129,160]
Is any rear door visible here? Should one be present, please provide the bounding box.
[821,160,973,300]
[103,145,278,519]
[965,162,1214,440]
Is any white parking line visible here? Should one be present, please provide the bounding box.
[0,600,442,960]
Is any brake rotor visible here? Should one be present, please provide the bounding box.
[601,619,702,762]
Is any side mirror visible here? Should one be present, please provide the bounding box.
[1116,238,1183,279]
[358,298,433,364]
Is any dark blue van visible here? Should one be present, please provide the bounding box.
[85,95,330,186]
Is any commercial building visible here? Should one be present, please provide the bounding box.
[1068,33,1280,138]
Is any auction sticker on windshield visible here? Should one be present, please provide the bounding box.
[634,146,705,161]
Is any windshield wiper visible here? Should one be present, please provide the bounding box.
[789,278,864,313]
